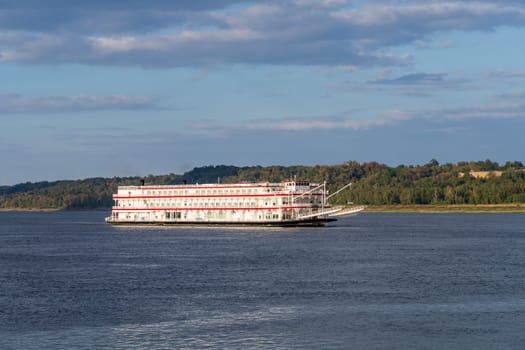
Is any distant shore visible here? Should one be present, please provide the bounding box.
[0,208,106,212]
[0,208,61,212]
[2,204,524,213]
[364,204,525,213]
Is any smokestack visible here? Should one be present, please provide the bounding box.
[140,179,145,186]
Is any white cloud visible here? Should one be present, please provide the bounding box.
[190,110,412,132]
[433,103,525,121]
[0,94,160,114]
[332,2,525,48]
[1,1,524,67]
[88,29,264,54]
[189,97,525,133]
[293,0,350,8]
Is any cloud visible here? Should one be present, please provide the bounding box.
[365,72,471,95]
[486,69,525,79]
[1,1,524,67]
[189,96,525,134]
[428,103,525,121]
[0,1,247,33]
[369,73,448,85]
[190,110,412,133]
[328,71,470,97]
[53,127,176,150]
[0,94,160,114]
[331,2,525,49]
[497,91,525,100]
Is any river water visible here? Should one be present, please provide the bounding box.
[1,211,524,349]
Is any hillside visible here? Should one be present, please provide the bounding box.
[1,160,524,210]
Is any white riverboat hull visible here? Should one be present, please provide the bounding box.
[105,216,338,227]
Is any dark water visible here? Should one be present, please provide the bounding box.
[1,211,525,349]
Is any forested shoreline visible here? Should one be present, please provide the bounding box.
[1,160,524,210]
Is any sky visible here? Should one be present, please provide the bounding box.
[1,0,525,185]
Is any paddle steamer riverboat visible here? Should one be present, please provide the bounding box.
[105,180,363,226]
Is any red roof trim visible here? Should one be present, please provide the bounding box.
[111,205,330,211]
[119,184,279,191]
[113,193,323,199]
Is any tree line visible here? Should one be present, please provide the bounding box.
[1,160,524,209]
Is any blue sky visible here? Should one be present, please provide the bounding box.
[1,0,525,185]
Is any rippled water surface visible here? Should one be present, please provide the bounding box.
[1,211,525,349]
